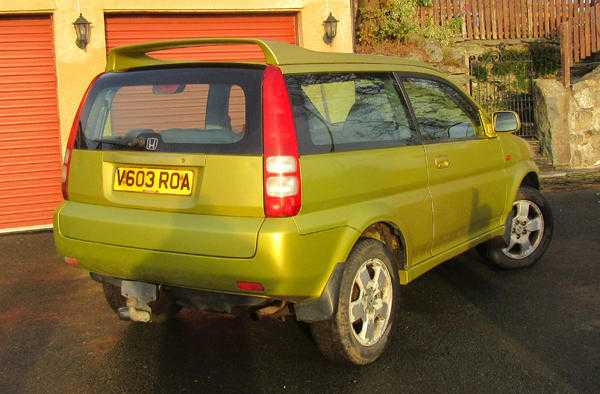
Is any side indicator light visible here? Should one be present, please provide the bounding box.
[236,281,265,292]
[505,154,513,161]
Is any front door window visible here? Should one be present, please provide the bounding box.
[402,78,481,141]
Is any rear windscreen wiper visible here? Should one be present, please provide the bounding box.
[90,137,146,149]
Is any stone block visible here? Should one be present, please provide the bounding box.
[569,109,594,133]
[533,79,570,167]
[572,82,596,110]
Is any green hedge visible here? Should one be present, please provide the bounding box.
[357,0,461,47]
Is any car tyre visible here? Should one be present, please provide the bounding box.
[478,186,553,269]
[310,238,398,365]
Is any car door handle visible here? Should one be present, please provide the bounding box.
[434,157,450,169]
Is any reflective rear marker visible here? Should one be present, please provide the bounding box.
[236,281,265,292]
[64,257,79,266]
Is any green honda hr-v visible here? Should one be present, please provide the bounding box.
[54,38,553,365]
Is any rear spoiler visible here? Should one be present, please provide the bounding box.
[105,38,290,72]
[105,37,441,73]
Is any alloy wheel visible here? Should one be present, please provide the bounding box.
[348,258,393,347]
[502,199,545,260]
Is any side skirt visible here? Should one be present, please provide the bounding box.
[399,226,504,285]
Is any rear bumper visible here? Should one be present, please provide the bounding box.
[53,202,358,300]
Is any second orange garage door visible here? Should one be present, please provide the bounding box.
[105,13,298,61]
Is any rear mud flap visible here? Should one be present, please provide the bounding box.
[294,263,344,323]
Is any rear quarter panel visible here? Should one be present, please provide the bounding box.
[294,146,433,267]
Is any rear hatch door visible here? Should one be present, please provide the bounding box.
[61,66,265,258]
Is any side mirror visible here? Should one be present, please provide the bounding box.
[493,111,521,133]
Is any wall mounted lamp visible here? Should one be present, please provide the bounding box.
[323,12,339,44]
[73,13,91,49]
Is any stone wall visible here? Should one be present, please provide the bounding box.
[534,68,600,169]
[570,69,600,168]
[533,79,571,166]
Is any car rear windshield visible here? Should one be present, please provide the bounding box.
[76,66,263,154]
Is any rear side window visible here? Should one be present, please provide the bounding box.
[77,67,262,154]
[286,73,419,154]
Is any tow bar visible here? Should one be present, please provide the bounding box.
[118,281,157,322]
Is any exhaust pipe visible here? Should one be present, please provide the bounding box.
[118,281,157,322]
[251,300,290,320]
[117,298,151,323]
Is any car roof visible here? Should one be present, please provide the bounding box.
[106,38,441,76]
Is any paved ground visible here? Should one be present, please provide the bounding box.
[1,188,599,393]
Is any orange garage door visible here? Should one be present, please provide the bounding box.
[105,13,297,139]
[105,13,298,61]
[0,16,62,232]
[104,13,298,167]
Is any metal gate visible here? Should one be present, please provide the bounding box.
[469,51,538,139]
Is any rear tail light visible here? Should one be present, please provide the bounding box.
[262,65,301,217]
[60,150,71,199]
[265,156,299,197]
[62,73,103,200]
